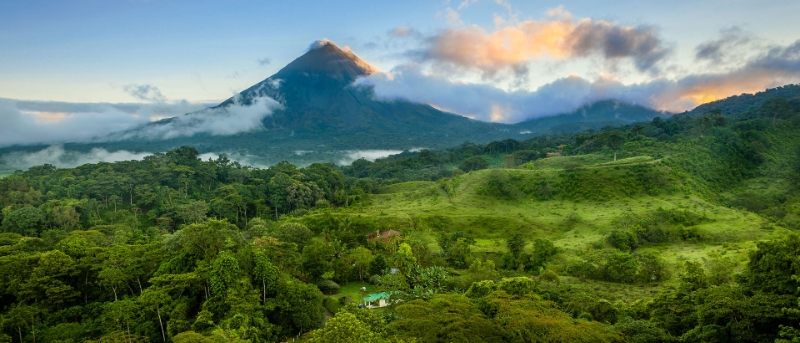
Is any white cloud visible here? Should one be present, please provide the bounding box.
[0,145,152,169]
[0,95,278,147]
[337,149,425,165]
[119,96,280,140]
[360,39,800,123]
[0,98,199,147]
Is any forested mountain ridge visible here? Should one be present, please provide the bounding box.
[687,84,800,118]
[512,99,667,134]
[1,88,800,342]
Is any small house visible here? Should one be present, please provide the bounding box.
[363,291,398,309]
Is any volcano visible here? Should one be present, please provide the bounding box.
[0,40,667,166]
[212,39,507,140]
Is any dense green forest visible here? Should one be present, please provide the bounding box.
[1,94,800,342]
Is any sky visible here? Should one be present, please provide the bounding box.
[2,0,800,145]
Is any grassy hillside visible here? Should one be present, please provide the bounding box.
[331,151,787,299]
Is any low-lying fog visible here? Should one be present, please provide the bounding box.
[0,146,419,171]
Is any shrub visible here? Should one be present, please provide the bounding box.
[459,156,489,172]
[604,252,638,283]
[608,230,638,252]
[497,277,536,296]
[466,280,497,298]
[317,280,341,295]
[368,275,382,285]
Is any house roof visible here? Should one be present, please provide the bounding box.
[363,291,397,302]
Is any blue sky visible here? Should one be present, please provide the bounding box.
[1,0,800,129]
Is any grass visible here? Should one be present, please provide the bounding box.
[322,281,377,313]
[337,281,377,304]
[325,152,793,303]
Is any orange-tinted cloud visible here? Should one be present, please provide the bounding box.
[362,39,800,123]
[419,11,670,76]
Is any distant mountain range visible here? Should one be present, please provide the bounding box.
[4,40,798,167]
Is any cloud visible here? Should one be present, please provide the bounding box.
[309,39,335,51]
[415,8,670,76]
[257,57,271,66]
[390,26,421,38]
[361,39,800,123]
[442,7,463,27]
[0,96,278,147]
[337,149,424,165]
[457,0,480,10]
[0,98,205,147]
[0,145,153,170]
[695,27,753,63]
[123,84,168,103]
[0,146,276,170]
[567,21,670,72]
[118,96,280,140]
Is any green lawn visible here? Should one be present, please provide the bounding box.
[323,281,378,313]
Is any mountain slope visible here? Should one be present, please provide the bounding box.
[214,40,509,139]
[513,100,668,134]
[686,84,800,117]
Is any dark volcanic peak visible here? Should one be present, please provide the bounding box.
[217,39,377,108]
[275,39,378,81]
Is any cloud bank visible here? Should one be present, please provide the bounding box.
[0,145,153,170]
[0,146,277,170]
[413,8,670,76]
[361,37,800,123]
[0,95,280,147]
[0,98,200,147]
[118,96,280,140]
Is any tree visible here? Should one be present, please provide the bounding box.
[308,312,387,343]
[138,288,172,343]
[506,234,525,259]
[2,207,46,236]
[393,243,417,275]
[267,173,293,218]
[604,252,638,283]
[274,275,324,335]
[51,205,79,230]
[695,112,715,138]
[178,220,243,261]
[271,223,313,250]
[175,200,209,225]
[109,195,121,213]
[529,238,559,272]
[350,247,374,281]
[301,240,334,282]
[369,254,388,276]
[459,156,489,172]
[389,293,505,342]
[764,97,792,128]
[5,304,41,343]
[209,251,241,296]
[437,231,475,268]
[252,251,279,303]
[604,130,625,161]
